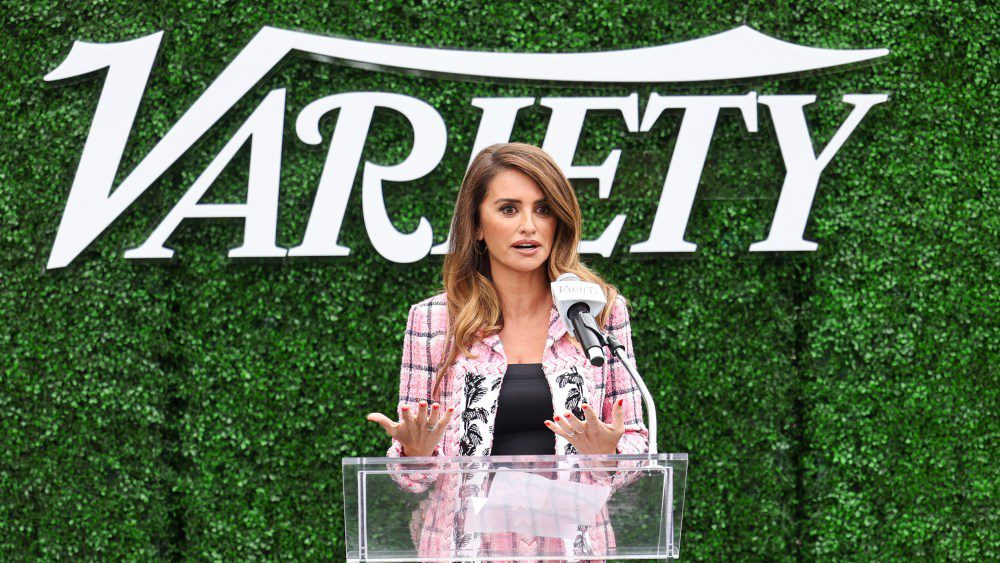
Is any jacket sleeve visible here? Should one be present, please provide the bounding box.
[604,295,650,456]
[385,303,442,493]
[589,295,650,491]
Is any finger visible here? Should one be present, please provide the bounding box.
[580,404,598,433]
[400,403,416,425]
[437,405,456,430]
[552,414,576,436]
[427,403,441,424]
[415,401,429,426]
[366,413,398,435]
[562,410,587,434]
[544,419,570,439]
[612,398,625,430]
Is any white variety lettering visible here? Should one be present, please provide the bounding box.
[123,89,288,259]
[631,93,759,253]
[541,95,639,258]
[45,32,163,269]
[291,93,446,263]
[750,94,889,251]
[42,27,889,268]
[430,96,535,255]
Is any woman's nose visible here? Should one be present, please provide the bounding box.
[519,213,536,234]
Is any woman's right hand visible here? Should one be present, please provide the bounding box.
[367,401,455,457]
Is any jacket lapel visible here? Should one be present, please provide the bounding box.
[454,354,504,457]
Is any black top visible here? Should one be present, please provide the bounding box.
[490,363,554,455]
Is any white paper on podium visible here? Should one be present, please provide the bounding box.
[464,469,612,538]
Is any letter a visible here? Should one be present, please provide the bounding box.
[123,89,288,259]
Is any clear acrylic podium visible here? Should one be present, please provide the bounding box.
[343,453,687,561]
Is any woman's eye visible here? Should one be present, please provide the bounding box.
[536,205,551,216]
[500,205,517,215]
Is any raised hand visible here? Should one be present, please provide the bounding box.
[545,398,625,456]
[367,400,455,457]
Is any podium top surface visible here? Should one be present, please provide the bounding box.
[343,452,688,466]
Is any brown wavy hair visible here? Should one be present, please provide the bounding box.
[433,142,620,398]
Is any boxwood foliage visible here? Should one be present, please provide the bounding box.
[1,1,995,560]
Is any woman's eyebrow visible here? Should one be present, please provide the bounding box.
[493,198,548,204]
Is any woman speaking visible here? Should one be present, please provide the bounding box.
[366,142,649,558]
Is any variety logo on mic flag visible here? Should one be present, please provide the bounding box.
[551,273,608,338]
[43,26,889,268]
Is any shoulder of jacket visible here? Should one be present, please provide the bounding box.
[605,293,631,330]
[407,292,448,329]
[411,291,447,310]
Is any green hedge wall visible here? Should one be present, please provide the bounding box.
[1,1,996,560]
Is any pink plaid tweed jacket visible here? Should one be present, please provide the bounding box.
[385,291,650,560]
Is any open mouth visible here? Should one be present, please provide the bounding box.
[511,242,542,256]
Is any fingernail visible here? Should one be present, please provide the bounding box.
[448,406,455,412]
[432,404,440,409]
[582,404,589,410]
[618,398,624,406]
[554,415,561,421]
[401,405,410,410]
[544,421,552,426]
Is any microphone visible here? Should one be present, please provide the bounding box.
[551,273,607,366]
[552,273,660,454]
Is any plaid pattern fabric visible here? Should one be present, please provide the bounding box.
[386,292,650,560]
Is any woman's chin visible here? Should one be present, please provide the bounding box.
[492,254,549,274]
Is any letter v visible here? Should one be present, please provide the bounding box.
[44,27,297,268]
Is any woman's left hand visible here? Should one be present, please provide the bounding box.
[545,398,625,455]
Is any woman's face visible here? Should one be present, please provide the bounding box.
[477,168,558,277]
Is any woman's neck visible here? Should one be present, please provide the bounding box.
[491,265,551,322]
